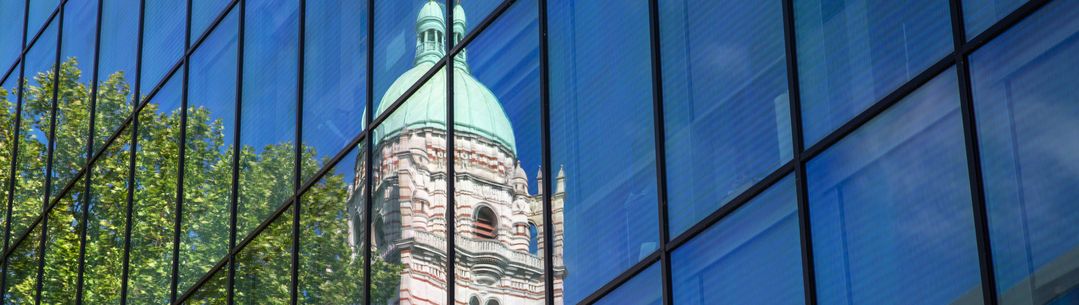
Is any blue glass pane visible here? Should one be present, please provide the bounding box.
[238,0,298,237]
[548,0,660,303]
[594,263,663,305]
[303,0,366,180]
[142,0,186,96]
[28,0,59,34]
[671,175,804,305]
[95,0,140,151]
[450,0,501,40]
[50,0,99,197]
[373,0,439,111]
[193,0,231,38]
[962,0,1027,38]
[11,20,56,242]
[795,0,954,145]
[0,0,25,65]
[969,1,1079,303]
[808,70,984,304]
[660,0,792,236]
[178,9,237,294]
[299,145,363,303]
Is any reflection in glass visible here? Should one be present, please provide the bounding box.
[962,0,1027,38]
[192,0,230,39]
[373,0,439,111]
[50,0,99,199]
[128,70,182,304]
[177,10,237,294]
[671,176,803,304]
[83,125,132,303]
[970,2,1079,304]
[660,0,792,235]
[451,0,554,303]
[10,21,57,244]
[94,0,139,152]
[0,63,19,245]
[234,207,292,304]
[40,178,85,304]
[2,227,42,303]
[808,71,984,304]
[302,0,366,181]
[299,144,364,303]
[142,0,186,96]
[237,0,298,236]
[594,263,663,305]
[0,0,25,69]
[548,1,659,302]
[368,75,446,303]
[27,0,59,35]
[183,265,227,305]
[795,0,953,144]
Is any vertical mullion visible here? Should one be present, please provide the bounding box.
[34,2,65,303]
[948,0,999,304]
[226,0,246,303]
[781,0,819,304]
[169,0,194,301]
[118,0,147,303]
[536,0,555,304]
[289,0,305,304]
[0,0,32,299]
[73,0,106,301]
[360,0,375,304]
[645,1,673,305]
[445,0,457,303]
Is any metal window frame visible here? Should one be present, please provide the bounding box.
[0,0,1061,304]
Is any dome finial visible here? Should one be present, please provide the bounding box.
[414,0,446,65]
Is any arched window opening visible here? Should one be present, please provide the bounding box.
[469,296,480,305]
[474,206,497,239]
[528,222,539,255]
[485,299,500,305]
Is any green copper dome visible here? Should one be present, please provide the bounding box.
[371,1,516,154]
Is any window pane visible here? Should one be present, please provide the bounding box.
[237,0,298,236]
[969,2,1079,303]
[192,0,230,38]
[548,1,659,302]
[808,70,984,304]
[95,0,139,154]
[373,0,441,111]
[10,20,57,243]
[0,0,25,65]
[660,0,792,235]
[671,175,804,305]
[370,78,446,304]
[299,144,363,304]
[795,0,953,145]
[2,226,42,303]
[182,265,227,305]
[594,263,663,305]
[234,206,292,304]
[40,178,85,304]
[128,68,182,304]
[302,0,366,181]
[28,0,59,35]
[141,0,185,96]
[451,1,550,303]
[83,125,132,303]
[50,0,99,198]
[0,64,19,244]
[450,0,501,40]
[962,0,1027,38]
[178,9,237,294]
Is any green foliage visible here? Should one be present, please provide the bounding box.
[0,59,401,304]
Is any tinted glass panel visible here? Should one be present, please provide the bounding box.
[808,70,984,304]
[142,0,185,96]
[373,0,440,111]
[28,0,59,34]
[128,69,182,304]
[40,178,84,304]
[83,125,132,303]
[0,64,18,243]
[452,1,549,303]
[302,0,366,181]
[450,0,501,40]
[548,1,659,302]
[0,0,25,65]
[178,10,237,294]
[795,0,954,144]
[660,0,792,235]
[969,2,1079,303]
[370,78,446,304]
[962,0,1027,38]
[2,226,42,303]
[594,263,663,305]
[298,144,364,304]
[50,0,99,198]
[192,0,230,38]
[183,265,227,305]
[95,0,139,153]
[10,20,57,241]
[234,206,292,304]
[671,175,804,305]
[237,0,298,236]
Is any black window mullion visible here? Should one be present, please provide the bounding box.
[118,0,147,303]
[169,0,194,301]
[0,0,32,300]
[644,1,674,305]
[445,1,457,304]
[537,0,555,304]
[73,0,106,301]
[225,0,246,303]
[288,0,304,304]
[360,0,375,304]
[34,2,66,303]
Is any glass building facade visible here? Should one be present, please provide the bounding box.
[0,0,1075,304]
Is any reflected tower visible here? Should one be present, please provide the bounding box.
[348,1,566,304]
